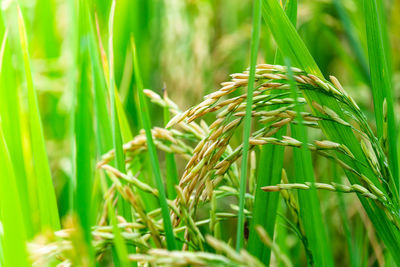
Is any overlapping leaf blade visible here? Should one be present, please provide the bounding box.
[261,0,400,262]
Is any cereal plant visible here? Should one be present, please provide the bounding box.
[0,0,399,266]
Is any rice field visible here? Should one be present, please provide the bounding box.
[1,0,400,266]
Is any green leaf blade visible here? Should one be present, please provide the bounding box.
[131,37,177,250]
[248,1,297,262]
[285,58,334,267]
[17,6,60,231]
[236,0,262,251]
[364,0,398,188]
[0,124,30,267]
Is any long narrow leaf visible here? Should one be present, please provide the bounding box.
[87,11,113,154]
[247,140,285,262]
[75,7,94,251]
[0,124,29,267]
[236,0,262,251]
[262,1,400,261]
[248,0,296,262]
[71,3,97,264]
[364,0,398,187]
[0,29,35,237]
[262,0,321,76]
[108,0,126,173]
[286,58,334,266]
[131,37,177,250]
[17,6,60,231]
[333,0,370,83]
[107,4,135,249]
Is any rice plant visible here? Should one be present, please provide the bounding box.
[0,0,399,266]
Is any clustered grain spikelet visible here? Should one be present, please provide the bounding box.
[29,64,398,266]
